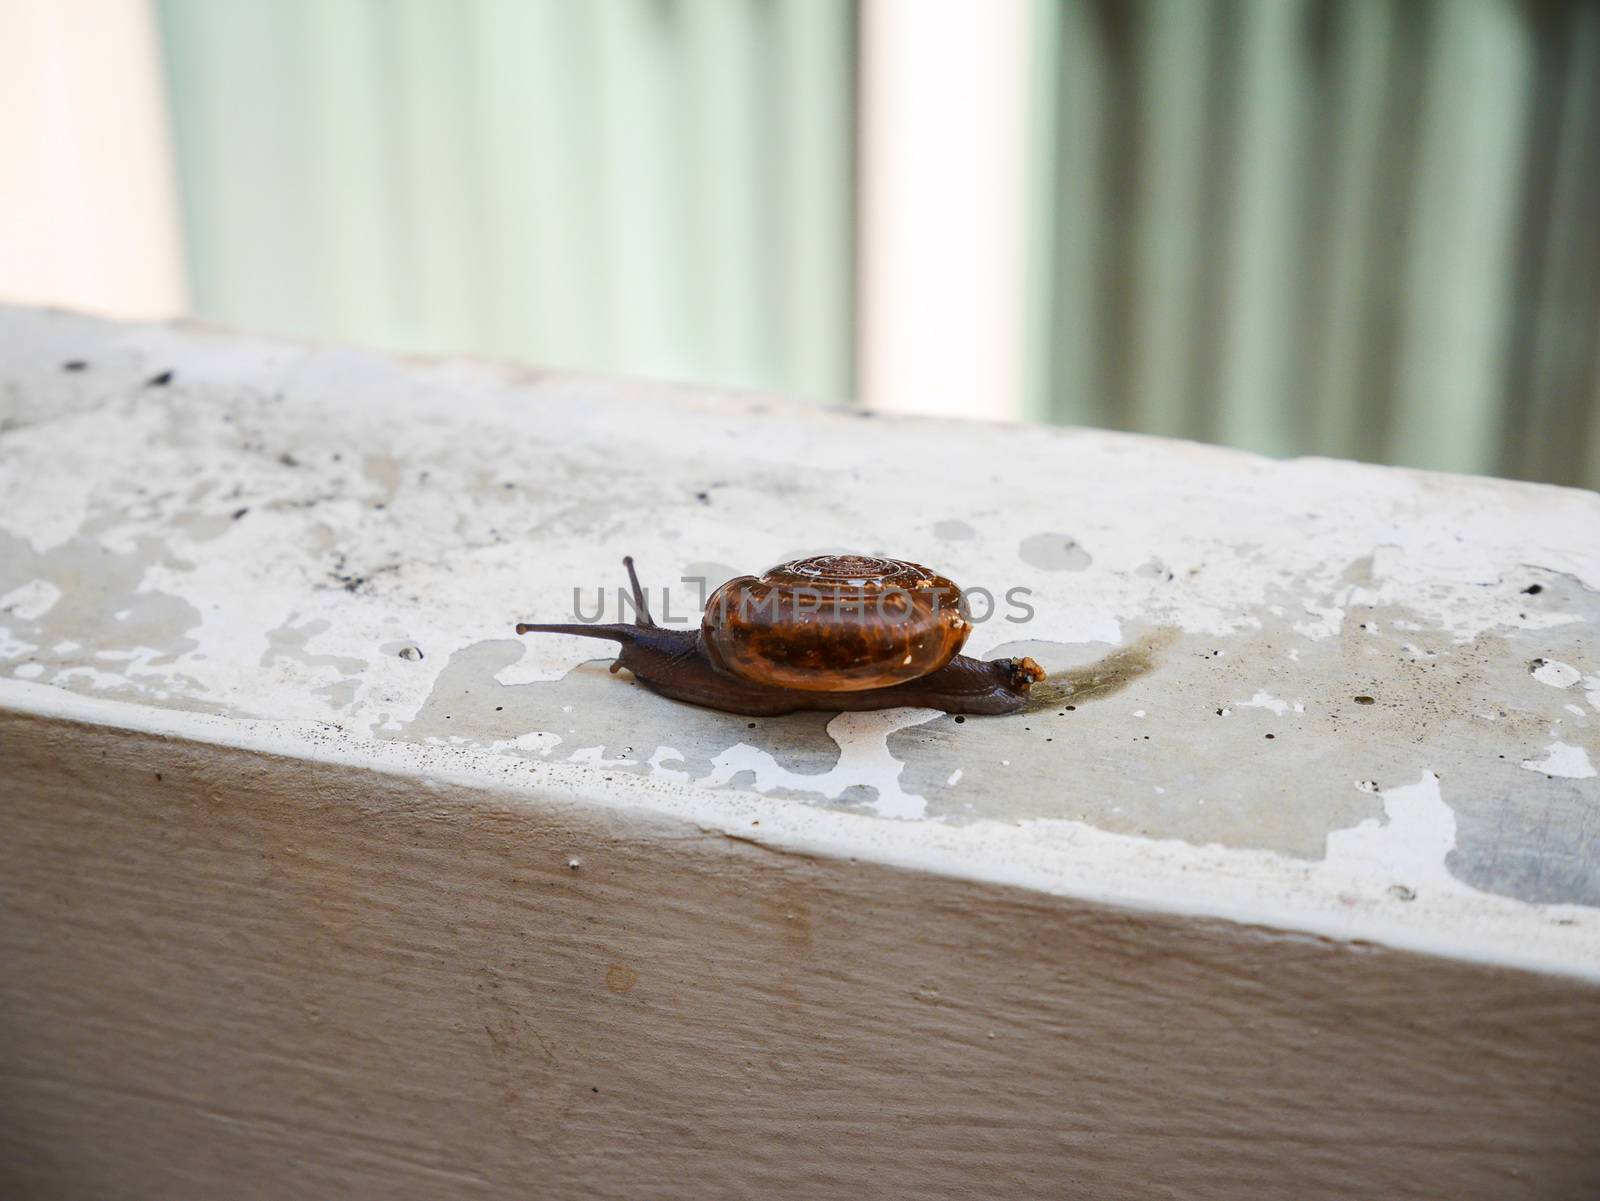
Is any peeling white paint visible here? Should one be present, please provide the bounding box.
[0,579,61,621]
[1521,742,1597,780]
[1324,772,1455,891]
[49,666,128,690]
[568,745,638,768]
[509,731,561,755]
[1532,659,1582,689]
[1236,690,1302,717]
[686,708,942,821]
[1293,604,1344,640]
[0,629,36,659]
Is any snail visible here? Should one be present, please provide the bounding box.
[515,554,1044,716]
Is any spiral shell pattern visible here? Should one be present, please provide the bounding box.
[701,554,971,692]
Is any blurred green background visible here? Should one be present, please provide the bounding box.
[158,0,856,402]
[154,0,1600,488]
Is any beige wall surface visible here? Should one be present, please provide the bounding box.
[0,0,186,319]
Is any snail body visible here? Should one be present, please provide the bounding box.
[516,555,1043,717]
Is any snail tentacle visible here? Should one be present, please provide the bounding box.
[621,554,655,627]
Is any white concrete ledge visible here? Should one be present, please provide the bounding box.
[2,306,1598,1198]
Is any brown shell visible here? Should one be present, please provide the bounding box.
[701,554,972,692]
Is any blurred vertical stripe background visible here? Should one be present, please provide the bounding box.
[1027,0,1600,487]
[155,0,858,402]
[1,0,1597,486]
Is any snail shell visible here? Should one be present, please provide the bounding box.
[701,554,972,692]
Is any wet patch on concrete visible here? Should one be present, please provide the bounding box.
[933,519,977,541]
[1018,532,1093,572]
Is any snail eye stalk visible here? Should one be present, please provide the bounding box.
[621,555,654,627]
